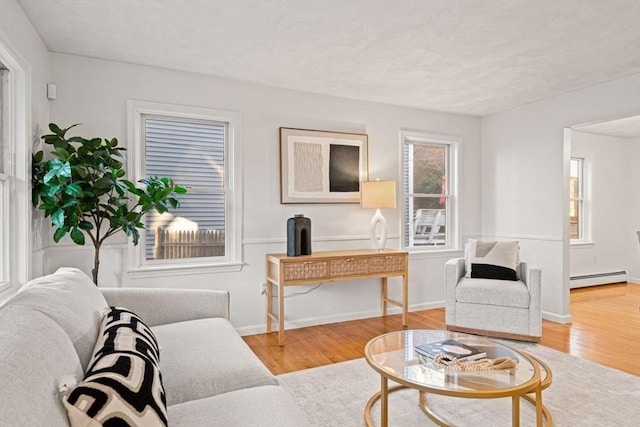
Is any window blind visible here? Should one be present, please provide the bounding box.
[143,117,226,259]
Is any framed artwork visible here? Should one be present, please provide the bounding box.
[280,127,369,203]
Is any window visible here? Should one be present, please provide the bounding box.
[402,131,458,250]
[0,43,29,293]
[0,65,8,289]
[128,101,242,274]
[570,155,592,243]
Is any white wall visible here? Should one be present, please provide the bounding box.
[47,53,481,333]
[630,138,640,282]
[481,73,640,323]
[570,131,640,283]
[0,0,50,281]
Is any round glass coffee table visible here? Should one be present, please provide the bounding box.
[364,330,552,427]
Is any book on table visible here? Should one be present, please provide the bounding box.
[415,339,487,364]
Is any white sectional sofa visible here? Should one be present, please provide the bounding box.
[0,267,309,426]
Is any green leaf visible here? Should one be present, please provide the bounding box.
[52,147,71,161]
[61,123,81,135]
[43,184,62,198]
[53,227,67,243]
[43,159,71,184]
[122,180,137,192]
[68,136,87,144]
[52,138,70,150]
[72,165,89,179]
[70,228,86,245]
[51,209,65,227]
[61,198,79,209]
[49,123,62,134]
[93,176,113,191]
[78,220,94,231]
[114,182,126,197]
[174,186,187,194]
[34,151,44,163]
[130,228,140,246]
[64,183,84,197]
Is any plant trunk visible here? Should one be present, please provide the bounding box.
[92,242,101,285]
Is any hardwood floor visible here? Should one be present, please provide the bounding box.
[243,283,640,376]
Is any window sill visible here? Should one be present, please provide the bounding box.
[126,261,244,279]
[570,241,595,248]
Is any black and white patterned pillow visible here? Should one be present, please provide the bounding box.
[469,240,520,281]
[91,307,161,368]
[62,307,167,427]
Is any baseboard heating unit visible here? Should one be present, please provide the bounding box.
[570,271,628,289]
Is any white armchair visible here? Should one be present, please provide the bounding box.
[445,258,542,342]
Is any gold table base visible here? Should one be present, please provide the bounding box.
[364,352,553,427]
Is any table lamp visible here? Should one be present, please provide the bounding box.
[361,180,396,250]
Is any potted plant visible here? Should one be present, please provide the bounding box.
[32,123,186,284]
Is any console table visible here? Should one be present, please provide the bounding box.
[265,249,409,345]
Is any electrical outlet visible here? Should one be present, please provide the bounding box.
[260,282,267,295]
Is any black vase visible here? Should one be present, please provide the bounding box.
[287,215,312,257]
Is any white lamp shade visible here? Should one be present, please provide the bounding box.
[360,181,396,209]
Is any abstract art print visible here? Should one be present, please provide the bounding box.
[280,128,368,203]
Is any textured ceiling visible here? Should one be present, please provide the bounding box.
[574,115,640,139]
[16,0,640,116]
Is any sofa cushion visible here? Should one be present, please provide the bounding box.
[0,305,84,426]
[62,307,168,427]
[167,385,311,427]
[9,267,108,370]
[152,318,278,406]
[455,277,530,309]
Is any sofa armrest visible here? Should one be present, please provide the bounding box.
[100,288,230,327]
[444,258,465,324]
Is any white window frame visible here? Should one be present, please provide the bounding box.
[570,152,593,245]
[127,100,243,277]
[400,130,459,252]
[0,41,29,295]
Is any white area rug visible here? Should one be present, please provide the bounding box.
[277,343,640,426]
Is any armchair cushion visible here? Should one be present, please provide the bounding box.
[455,278,530,309]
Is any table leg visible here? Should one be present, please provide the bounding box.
[278,283,285,346]
[535,382,543,427]
[512,395,520,427]
[380,375,388,427]
[402,273,408,327]
[266,281,272,333]
[381,277,388,317]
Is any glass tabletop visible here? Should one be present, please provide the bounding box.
[365,330,539,395]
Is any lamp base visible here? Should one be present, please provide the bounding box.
[369,208,388,251]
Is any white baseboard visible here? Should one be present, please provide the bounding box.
[542,310,572,324]
[235,300,445,336]
[236,304,572,335]
[570,271,627,289]
[628,277,640,284]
